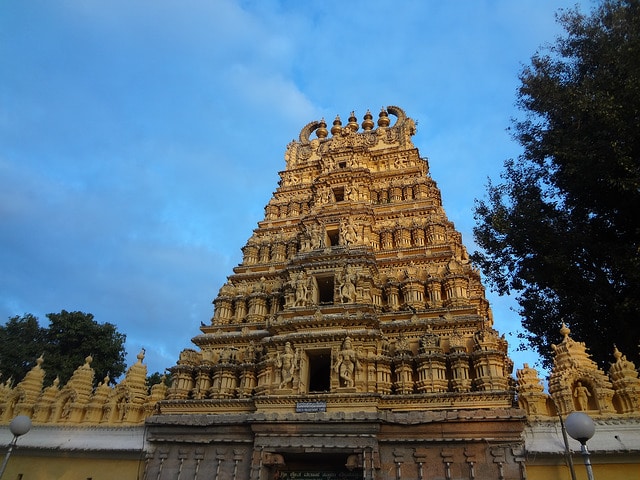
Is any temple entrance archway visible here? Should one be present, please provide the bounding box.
[271,452,361,480]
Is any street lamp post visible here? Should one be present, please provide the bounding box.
[565,411,596,480]
[0,415,32,479]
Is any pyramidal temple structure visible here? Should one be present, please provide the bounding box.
[146,106,525,479]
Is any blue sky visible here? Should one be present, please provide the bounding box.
[0,0,591,379]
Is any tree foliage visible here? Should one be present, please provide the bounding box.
[0,314,45,384]
[0,310,127,386]
[473,0,640,369]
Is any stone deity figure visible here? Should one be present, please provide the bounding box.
[319,187,332,205]
[334,337,361,388]
[340,218,359,246]
[574,381,591,411]
[294,272,308,307]
[306,223,323,250]
[277,342,299,389]
[337,266,357,304]
[60,396,73,419]
[345,184,358,201]
[243,341,257,364]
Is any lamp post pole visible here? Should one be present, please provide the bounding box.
[577,442,595,480]
[565,411,596,480]
[557,412,577,480]
[0,415,32,479]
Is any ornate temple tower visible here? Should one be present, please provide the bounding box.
[146,107,525,480]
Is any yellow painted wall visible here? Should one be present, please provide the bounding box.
[527,462,640,480]
[3,454,141,480]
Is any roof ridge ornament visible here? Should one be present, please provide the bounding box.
[296,105,410,146]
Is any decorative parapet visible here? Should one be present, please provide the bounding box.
[0,350,167,426]
[517,323,640,419]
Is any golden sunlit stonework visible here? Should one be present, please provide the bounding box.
[149,106,524,479]
[163,106,512,412]
[0,350,166,425]
[1,107,640,479]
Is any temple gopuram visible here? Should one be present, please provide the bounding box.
[147,106,522,480]
[1,107,639,479]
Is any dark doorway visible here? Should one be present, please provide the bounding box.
[316,275,334,304]
[327,226,340,246]
[307,349,331,392]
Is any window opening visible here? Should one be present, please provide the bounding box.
[316,275,334,304]
[307,349,331,392]
[333,186,344,202]
[326,226,340,246]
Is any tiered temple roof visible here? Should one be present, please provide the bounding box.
[159,106,514,415]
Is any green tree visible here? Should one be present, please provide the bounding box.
[472,0,640,369]
[43,310,127,386]
[0,314,46,384]
[0,310,127,386]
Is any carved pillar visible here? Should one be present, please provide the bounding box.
[376,358,393,395]
[247,293,268,322]
[265,204,278,220]
[449,354,472,392]
[238,364,257,399]
[426,224,445,245]
[259,245,270,263]
[370,286,383,309]
[269,292,282,316]
[472,351,509,392]
[271,243,287,262]
[255,357,275,396]
[394,227,411,248]
[213,297,233,324]
[385,284,400,311]
[416,355,448,393]
[443,275,469,307]
[401,280,425,310]
[193,364,213,399]
[390,186,402,202]
[369,231,380,250]
[381,230,394,250]
[413,182,428,199]
[426,278,443,308]
[393,356,414,394]
[300,200,310,215]
[210,362,238,399]
[168,365,195,400]
[412,226,425,246]
[366,356,377,393]
[234,297,247,322]
[243,244,259,265]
